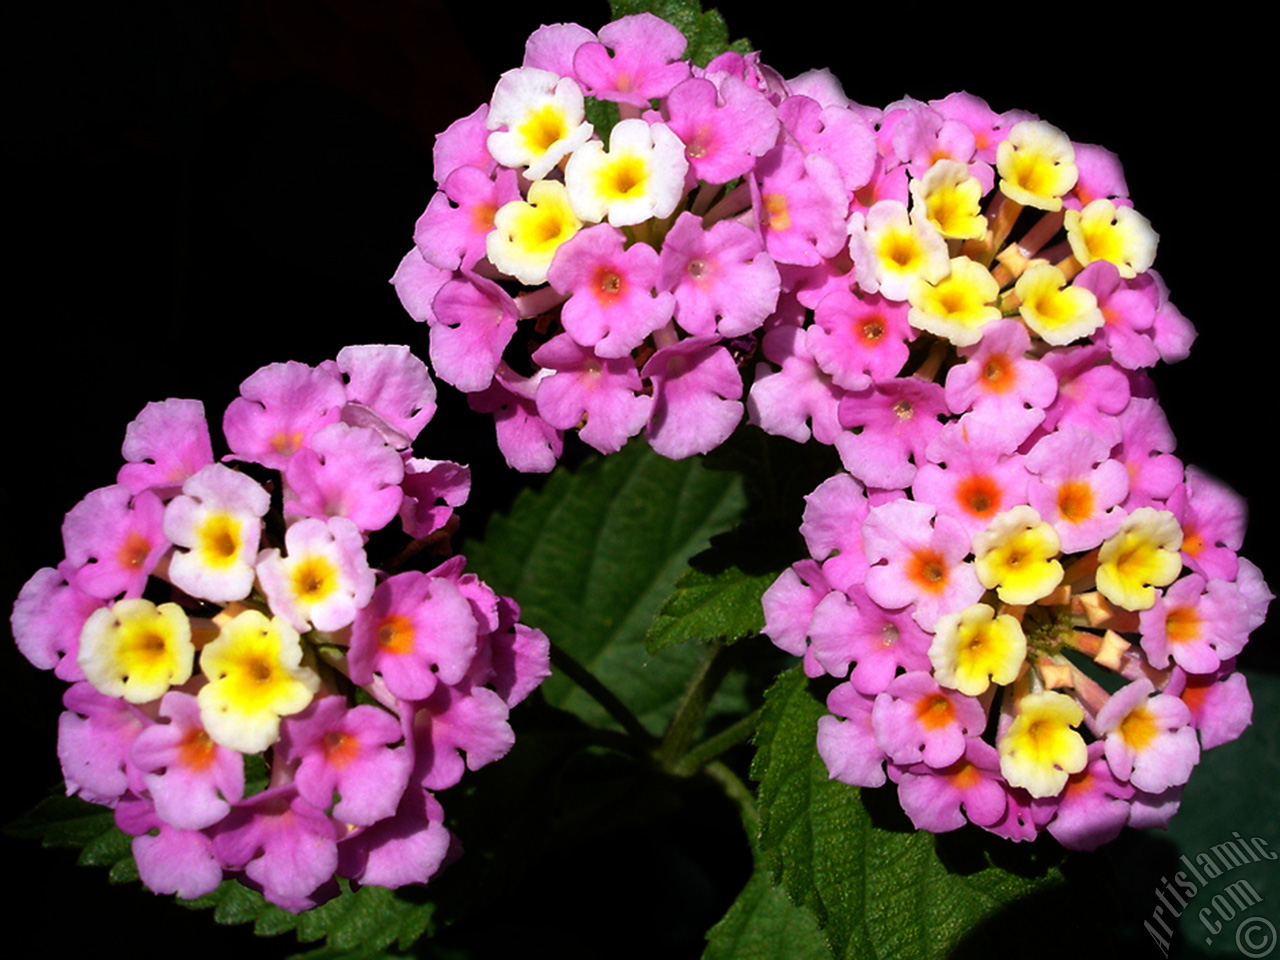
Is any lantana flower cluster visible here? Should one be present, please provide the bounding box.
[742,92,1195,464]
[763,350,1270,847]
[11,345,550,911]
[751,76,1271,848]
[395,12,809,469]
[391,9,1268,849]
[393,13,1196,475]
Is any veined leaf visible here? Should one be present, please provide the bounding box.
[463,440,746,734]
[646,525,784,654]
[751,666,1066,960]
[703,865,833,960]
[5,794,433,958]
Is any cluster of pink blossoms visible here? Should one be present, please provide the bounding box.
[763,311,1269,844]
[392,13,1197,473]
[11,345,550,911]
[394,12,801,469]
[390,9,1269,848]
[748,69,1273,847]
[754,72,1272,845]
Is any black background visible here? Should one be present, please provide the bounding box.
[6,2,1273,957]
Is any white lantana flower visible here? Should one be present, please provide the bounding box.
[997,120,1077,211]
[565,118,688,227]
[164,464,270,603]
[848,199,950,302]
[1065,198,1159,278]
[486,67,594,181]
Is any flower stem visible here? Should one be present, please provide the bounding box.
[653,639,732,772]
[548,641,656,746]
[703,759,760,842]
[672,707,761,776]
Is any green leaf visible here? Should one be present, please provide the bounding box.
[6,793,434,958]
[186,878,434,956]
[609,0,752,66]
[703,866,833,960]
[462,440,746,734]
[751,666,1067,960]
[6,793,117,850]
[645,527,782,654]
[1162,671,1280,957]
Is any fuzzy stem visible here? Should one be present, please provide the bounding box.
[673,708,761,776]
[516,285,569,319]
[653,639,732,772]
[703,759,760,842]
[703,182,753,227]
[548,641,656,746]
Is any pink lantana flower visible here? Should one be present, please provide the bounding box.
[432,104,495,182]
[547,225,674,358]
[1169,663,1253,750]
[835,377,949,490]
[1073,260,1160,370]
[747,324,846,447]
[336,786,453,891]
[944,319,1057,425]
[414,165,521,272]
[1138,574,1250,674]
[754,144,848,268]
[807,587,932,695]
[211,786,343,912]
[12,563,103,681]
[223,361,346,470]
[278,696,413,827]
[572,12,691,107]
[117,398,214,497]
[467,365,564,473]
[408,683,516,793]
[532,333,653,455]
[399,456,472,538]
[805,289,911,391]
[1168,465,1246,583]
[892,738,1007,833]
[284,422,406,532]
[778,94,878,195]
[131,821,224,901]
[131,691,245,831]
[428,272,520,394]
[872,671,986,769]
[658,212,780,338]
[664,75,780,185]
[1025,424,1129,553]
[523,22,597,79]
[797,472,871,594]
[61,485,167,601]
[1097,679,1200,795]
[348,570,480,702]
[642,337,743,459]
[912,421,1031,538]
[1040,742,1135,851]
[817,682,887,788]
[1112,397,1183,510]
[862,499,982,631]
[760,559,832,679]
[58,681,151,806]
[332,343,439,448]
